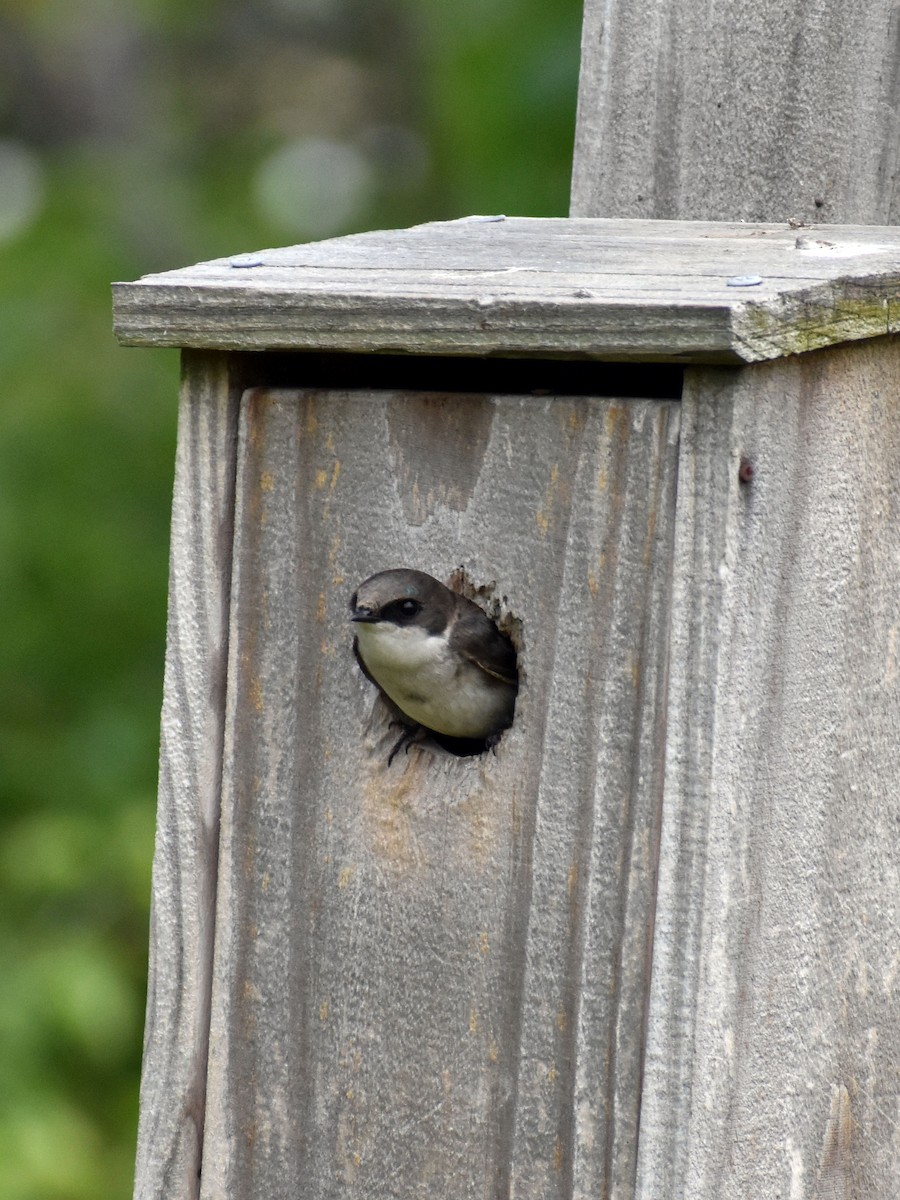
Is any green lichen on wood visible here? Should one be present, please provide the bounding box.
[732,288,896,361]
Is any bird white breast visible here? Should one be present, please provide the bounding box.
[355,622,511,739]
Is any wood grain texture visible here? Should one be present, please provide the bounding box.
[133,353,241,1200]
[636,338,900,1198]
[198,386,679,1199]
[112,217,900,363]
[571,0,900,223]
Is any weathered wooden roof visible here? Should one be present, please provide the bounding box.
[113,216,900,363]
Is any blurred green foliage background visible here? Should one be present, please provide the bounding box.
[0,0,581,1195]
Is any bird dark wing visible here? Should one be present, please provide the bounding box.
[453,607,519,688]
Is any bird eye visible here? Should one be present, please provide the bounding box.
[382,596,421,622]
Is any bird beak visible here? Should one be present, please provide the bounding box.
[351,607,379,623]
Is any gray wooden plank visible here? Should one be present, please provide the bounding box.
[133,352,241,1200]
[116,216,900,271]
[636,338,900,1198]
[571,0,900,224]
[199,385,679,1199]
[112,218,900,363]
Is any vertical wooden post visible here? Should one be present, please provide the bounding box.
[638,340,900,1197]
[570,4,900,1195]
[571,0,900,223]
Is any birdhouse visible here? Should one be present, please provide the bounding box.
[114,216,900,1199]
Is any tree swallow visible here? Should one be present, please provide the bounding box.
[349,569,518,759]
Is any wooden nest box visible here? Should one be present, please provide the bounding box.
[114,216,900,1199]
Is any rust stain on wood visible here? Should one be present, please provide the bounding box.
[361,764,427,872]
[813,1084,853,1200]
